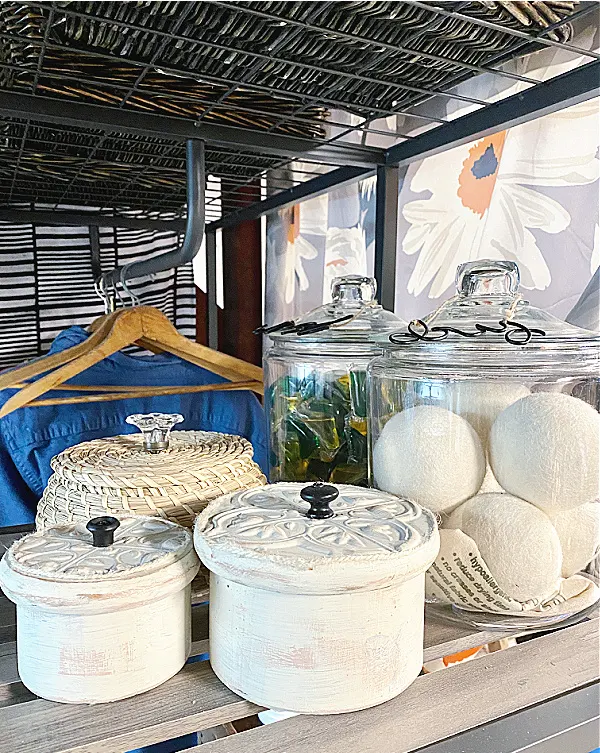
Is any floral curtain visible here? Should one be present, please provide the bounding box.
[395,26,599,324]
[264,170,376,326]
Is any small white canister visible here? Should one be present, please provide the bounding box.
[194,482,439,714]
[0,515,199,704]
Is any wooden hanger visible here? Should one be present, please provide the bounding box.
[0,306,263,417]
[0,312,122,391]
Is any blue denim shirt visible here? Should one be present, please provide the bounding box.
[0,326,267,527]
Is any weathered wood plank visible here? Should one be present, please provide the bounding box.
[0,680,36,708]
[0,594,16,629]
[190,618,599,753]
[191,570,210,604]
[0,529,31,553]
[0,658,262,753]
[0,645,18,686]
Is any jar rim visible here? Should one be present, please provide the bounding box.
[369,337,599,376]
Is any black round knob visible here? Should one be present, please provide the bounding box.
[86,516,120,547]
[300,482,338,519]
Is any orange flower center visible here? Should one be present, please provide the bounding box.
[457,131,507,217]
[287,204,301,243]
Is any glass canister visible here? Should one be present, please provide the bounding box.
[264,275,404,486]
[368,260,600,628]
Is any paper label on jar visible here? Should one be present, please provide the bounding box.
[426,529,599,617]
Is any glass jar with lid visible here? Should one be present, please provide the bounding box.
[368,260,600,628]
[264,275,404,486]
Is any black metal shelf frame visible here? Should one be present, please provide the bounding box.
[0,1,598,344]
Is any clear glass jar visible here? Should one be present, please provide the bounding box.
[265,275,404,486]
[368,260,600,629]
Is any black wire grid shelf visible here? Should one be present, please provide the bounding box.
[0,0,596,222]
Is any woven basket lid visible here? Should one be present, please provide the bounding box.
[194,482,440,594]
[51,430,258,490]
[36,413,266,531]
[0,516,200,611]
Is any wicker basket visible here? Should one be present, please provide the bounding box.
[36,422,266,530]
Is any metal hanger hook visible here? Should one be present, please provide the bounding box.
[93,275,110,315]
[119,263,141,307]
[110,273,126,310]
[98,272,119,313]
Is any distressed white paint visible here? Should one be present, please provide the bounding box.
[194,483,440,714]
[0,516,200,704]
[209,572,425,714]
[14,585,192,704]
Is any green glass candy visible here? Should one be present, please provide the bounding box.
[270,370,368,486]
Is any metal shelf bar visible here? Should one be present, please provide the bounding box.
[20,2,496,110]
[206,228,219,350]
[1,1,596,231]
[415,683,599,753]
[374,165,401,312]
[207,166,372,230]
[0,90,384,167]
[210,1,554,86]
[19,1,493,117]
[0,60,415,138]
[0,29,440,123]
[407,0,600,59]
[204,58,600,230]
[49,6,198,210]
[385,59,600,166]
[194,3,325,129]
[384,2,600,118]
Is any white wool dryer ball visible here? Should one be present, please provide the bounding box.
[447,381,530,444]
[490,392,600,512]
[372,405,486,514]
[460,493,562,603]
[549,502,600,578]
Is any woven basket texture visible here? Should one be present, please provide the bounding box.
[36,430,267,530]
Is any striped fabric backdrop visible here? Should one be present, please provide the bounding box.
[0,220,196,368]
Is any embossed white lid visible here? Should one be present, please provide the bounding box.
[194,483,439,594]
[0,516,199,612]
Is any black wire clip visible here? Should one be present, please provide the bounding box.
[254,314,354,337]
[389,319,546,346]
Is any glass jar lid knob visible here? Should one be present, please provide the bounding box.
[331,275,376,305]
[456,260,520,298]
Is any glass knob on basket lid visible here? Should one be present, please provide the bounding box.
[126,413,184,452]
